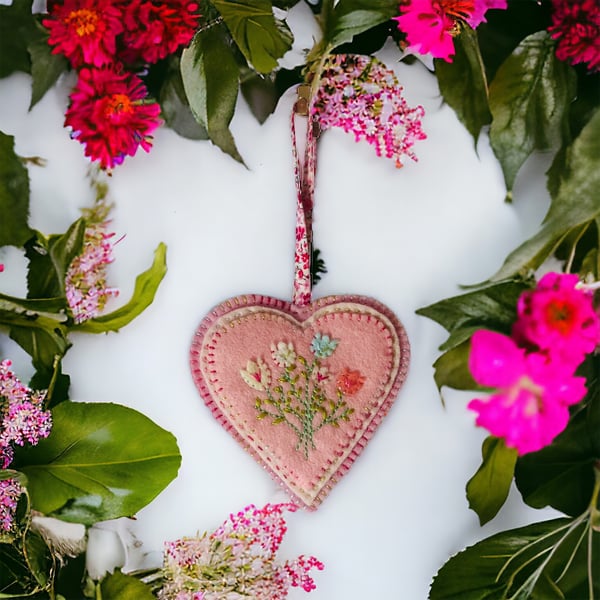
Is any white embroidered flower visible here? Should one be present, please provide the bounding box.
[240,359,271,392]
[270,342,296,368]
[312,366,330,384]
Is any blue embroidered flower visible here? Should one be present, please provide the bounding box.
[310,333,339,358]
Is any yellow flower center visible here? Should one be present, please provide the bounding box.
[66,9,99,37]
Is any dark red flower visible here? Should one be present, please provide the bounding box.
[117,0,200,64]
[65,67,162,169]
[548,0,600,72]
[43,0,123,68]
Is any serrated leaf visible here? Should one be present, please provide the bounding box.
[488,31,576,192]
[181,26,244,162]
[212,0,293,73]
[74,242,167,333]
[0,131,33,247]
[435,27,491,144]
[491,107,600,281]
[429,517,600,600]
[27,36,68,110]
[0,0,37,78]
[99,569,154,600]
[15,401,181,526]
[325,0,398,50]
[466,436,518,525]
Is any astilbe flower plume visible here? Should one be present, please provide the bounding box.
[43,0,124,68]
[312,54,426,167]
[394,0,507,62]
[117,0,200,64]
[158,503,324,599]
[65,66,161,169]
[0,360,51,532]
[548,0,600,72]
[65,220,119,323]
[467,273,600,455]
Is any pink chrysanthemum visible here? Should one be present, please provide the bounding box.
[65,66,161,169]
[0,478,23,533]
[43,0,123,68]
[117,0,200,64]
[312,54,426,166]
[394,0,506,62]
[467,330,587,455]
[513,273,600,369]
[159,503,323,599]
[548,0,600,72]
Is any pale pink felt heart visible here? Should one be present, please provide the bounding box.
[190,293,410,510]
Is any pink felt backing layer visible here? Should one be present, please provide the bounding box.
[190,294,410,509]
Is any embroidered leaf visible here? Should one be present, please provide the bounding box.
[466,436,518,525]
[324,0,398,50]
[212,0,293,74]
[490,107,600,281]
[180,25,243,163]
[15,402,181,525]
[488,31,576,193]
[429,516,600,599]
[434,27,491,144]
[28,36,68,110]
[74,243,167,333]
[99,570,154,600]
[0,131,33,248]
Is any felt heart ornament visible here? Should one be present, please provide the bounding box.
[190,293,410,510]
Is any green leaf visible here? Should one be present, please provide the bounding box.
[28,36,68,110]
[0,131,33,247]
[240,71,280,124]
[98,570,155,600]
[324,0,398,50]
[9,325,70,373]
[0,0,37,78]
[466,437,518,526]
[181,26,244,162]
[429,517,600,600]
[435,27,491,144]
[15,401,181,525]
[74,242,167,333]
[491,107,600,281]
[488,31,576,192]
[515,370,600,517]
[212,0,293,73]
[432,339,481,394]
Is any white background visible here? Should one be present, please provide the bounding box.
[0,4,560,598]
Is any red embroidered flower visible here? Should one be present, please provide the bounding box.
[548,0,600,72]
[117,0,200,64]
[65,67,162,169]
[43,0,123,68]
[336,368,366,396]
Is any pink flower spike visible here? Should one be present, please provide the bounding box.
[469,330,525,388]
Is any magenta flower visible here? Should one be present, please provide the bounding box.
[513,273,600,369]
[467,330,587,455]
[548,0,600,72]
[0,478,23,533]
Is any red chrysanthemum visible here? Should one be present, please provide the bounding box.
[65,67,162,169]
[43,0,123,68]
[117,0,200,65]
[548,0,600,72]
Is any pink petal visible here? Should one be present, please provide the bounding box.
[469,330,524,387]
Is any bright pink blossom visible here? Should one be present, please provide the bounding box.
[65,66,161,169]
[0,478,23,532]
[43,0,123,68]
[467,330,587,455]
[548,0,600,72]
[117,0,200,64]
[513,273,600,369]
[394,0,507,62]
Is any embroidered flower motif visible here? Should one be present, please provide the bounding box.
[336,368,366,396]
[64,66,162,169]
[118,0,200,65]
[394,0,507,62]
[312,365,330,384]
[512,272,600,369]
[548,0,600,72]
[240,359,272,392]
[467,330,587,455]
[310,333,339,358]
[271,342,297,368]
[43,0,124,68]
[159,503,324,599]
